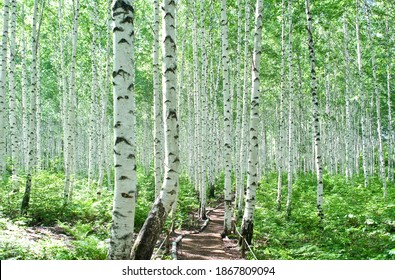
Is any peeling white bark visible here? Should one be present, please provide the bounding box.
[240,0,263,246]
[0,0,10,174]
[305,0,324,219]
[108,0,136,260]
[130,0,179,260]
[221,0,233,236]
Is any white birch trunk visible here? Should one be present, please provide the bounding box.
[131,0,179,260]
[276,0,286,211]
[88,1,99,186]
[108,0,136,260]
[0,0,10,174]
[221,0,233,236]
[98,0,112,191]
[36,49,41,170]
[365,6,386,196]
[21,21,29,170]
[67,0,80,202]
[8,0,17,179]
[199,0,207,220]
[240,0,263,246]
[153,0,162,198]
[21,0,39,214]
[355,0,368,188]
[192,0,200,194]
[237,1,251,217]
[58,0,71,200]
[286,0,293,218]
[386,17,393,182]
[343,15,352,180]
[305,0,324,219]
[234,0,242,220]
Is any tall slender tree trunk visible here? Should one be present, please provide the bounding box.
[237,0,251,217]
[108,0,136,260]
[67,0,80,202]
[58,0,70,201]
[240,0,263,247]
[98,0,112,191]
[0,0,10,175]
[343,15,352,180]
[198,0,208,220]
[355,0,368,188]
[21,6,29,171]
[286,0,293,218]
[153,0,162,198]
[305,0,324,220]
[221,0,233,236]
[8,0,17,180]
[365,5,386,196]
[88,1,99,186]
[22,0,39,215]
[36,49,42,170]
[277,0,286,211]
[234,0,242,221]
[131,0,179,260]
[192,0,200,195]
[386,17,393,182]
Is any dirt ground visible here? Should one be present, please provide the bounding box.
[176,204,242,260]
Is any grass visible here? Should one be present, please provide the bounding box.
[1,168,394,260]
[0,167,201,260]
[250,173,395,260]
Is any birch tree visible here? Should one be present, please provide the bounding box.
[234,0,242,219]
[98,0,112,191]
[192,0,200,196]
[240,0,263,247]
[21,7,29,171]
[58,0,71,200]
[286,0,293,218]
[236,0,251,217]
[8,0,17,180]
[21,0,39,215]
[305,0,323,219]
[365,5,386,196]
[88,0,99,186]
[108,0,136,260]
[0,0,10,175]
[65,0,80,202]
[198,0,208,220]
[36,48,42,170]
[355,0,368,188]
[153,0,162,198]
[131,0,179,260]
[221,0,233,236]
[343,14,352,180]
[386,17,393,182]
[276,0,286,211]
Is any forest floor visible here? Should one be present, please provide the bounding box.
[0,219,80,259]
[1,222,74,246]
[2,172,394,260]
[175,204,242,260]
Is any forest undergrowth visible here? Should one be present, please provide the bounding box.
[0,167,394,260]
[249,173,395,260]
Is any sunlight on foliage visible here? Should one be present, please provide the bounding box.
[248,174,395,260]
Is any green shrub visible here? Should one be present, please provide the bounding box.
[251,173,395,260]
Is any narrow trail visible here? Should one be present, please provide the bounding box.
[177,204,242,260]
